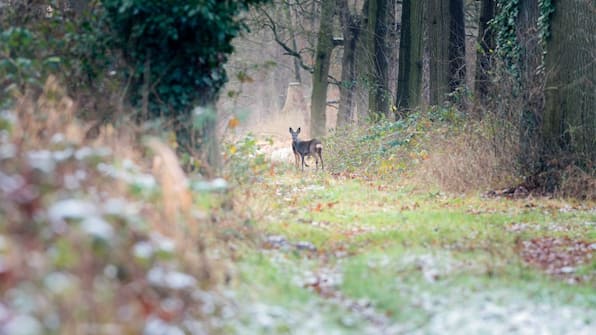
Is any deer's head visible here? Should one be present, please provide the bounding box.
[289,127,301,142]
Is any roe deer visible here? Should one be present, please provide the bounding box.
[289,127,324,171]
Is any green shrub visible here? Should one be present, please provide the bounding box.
[99,0,268,144]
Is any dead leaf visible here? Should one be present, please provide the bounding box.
[228,117,240,129]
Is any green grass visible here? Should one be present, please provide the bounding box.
[341,246,596,327]
[226,252,372,334]
[231,165,596,333]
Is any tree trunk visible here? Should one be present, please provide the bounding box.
[396,0,423,113]
[355,0,370,124]
[284,0,302,83]
[516,0,542,173]
[543,0,596,164]
[474,0,495,108]
[368,0,390,119]
[310,0,335,137]
[337,0,363,127]
[428,0,466,106]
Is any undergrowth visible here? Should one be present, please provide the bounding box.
[0,78,245,334]
[323,113,427,177]
[320,108,521,194]
[317,105,593,197]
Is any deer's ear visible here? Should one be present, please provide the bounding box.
[297,127,301,133]
[289,127,293,133]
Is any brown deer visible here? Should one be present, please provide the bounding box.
[289,127,324,171]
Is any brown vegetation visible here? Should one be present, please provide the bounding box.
[0,77,241,334]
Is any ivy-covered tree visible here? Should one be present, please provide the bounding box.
[100,0,267,170]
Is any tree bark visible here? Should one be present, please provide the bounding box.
[396,0,423,113]
[543,0,596,164]
[337,0,363,127]
[354,0,370,124]
[367,0,390,119]
[310,0,335,137]
[284,0,302,83]
[516,0,542,173]
[428,0,466,106]
[474,0,496,107]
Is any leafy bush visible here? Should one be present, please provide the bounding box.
[0,4,116,117]
[100,0,268,148]
[0,27,61,100]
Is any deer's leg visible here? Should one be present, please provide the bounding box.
[302,153,310,167]
[301,155,305,171]
[317,149,324,171]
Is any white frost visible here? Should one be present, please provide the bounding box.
[147,267,197,290]
[1,314,43,335]
[48,199,97,223]
[144,317,185,335]
[80,216,114,240]
[133,241,154,259]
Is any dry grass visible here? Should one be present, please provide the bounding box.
[558,165,596,200]
[413,120,522,194]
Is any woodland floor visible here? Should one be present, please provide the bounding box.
[2,114,595,334]
[224,160,596,334]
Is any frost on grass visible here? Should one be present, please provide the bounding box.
[228,301,368,335]
[410,288,596,335]
[368,251,463,283]
[144,317,185,335]
[355,251,596,334]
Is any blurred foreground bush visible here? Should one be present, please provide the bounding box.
[0,78,240,334]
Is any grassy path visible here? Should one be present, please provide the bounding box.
[226,169,596,334]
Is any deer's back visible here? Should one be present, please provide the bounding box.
[294,139,321,155]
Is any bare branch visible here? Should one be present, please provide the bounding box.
[255,2,341,85]
[258,7,314,73]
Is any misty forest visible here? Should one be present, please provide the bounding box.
[0,0,595,334]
